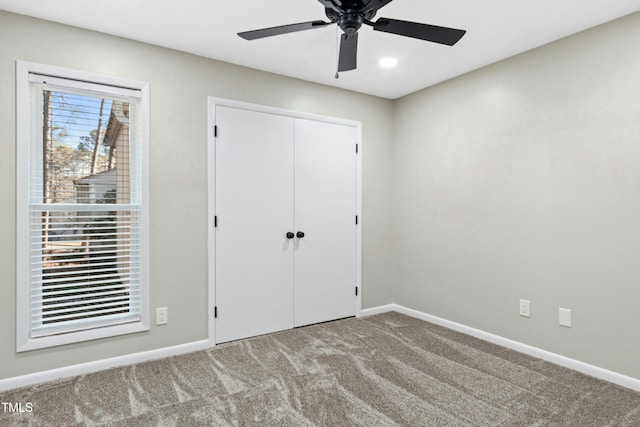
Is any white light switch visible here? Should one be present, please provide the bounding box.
[559,308,571,327]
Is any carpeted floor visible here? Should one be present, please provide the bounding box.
[2,312,640,426]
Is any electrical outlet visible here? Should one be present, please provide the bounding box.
[156,307,168,325]
[519,299,530,317]
[559,308,571,327]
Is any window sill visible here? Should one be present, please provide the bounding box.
[17,321,149,353]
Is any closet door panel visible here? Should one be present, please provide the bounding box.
[215,106,295,343]
[294,118,357,327]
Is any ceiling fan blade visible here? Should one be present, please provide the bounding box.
[373,18,466,46]
[317,0,342,13]
[338,32,358,72]
[362,0,395,14]
[238,21,331,40]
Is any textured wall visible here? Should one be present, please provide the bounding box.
[392,12,640,378]
[4,8,639,384]
[0,11,393,379]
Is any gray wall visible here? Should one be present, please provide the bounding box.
[392,12,640,378]
[0,11,393,379]
[3,8,640,383]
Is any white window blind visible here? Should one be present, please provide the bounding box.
[19,67,148,345]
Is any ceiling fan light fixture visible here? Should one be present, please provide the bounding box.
[379,57,398,68]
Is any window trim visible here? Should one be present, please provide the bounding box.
[16,61,150,352]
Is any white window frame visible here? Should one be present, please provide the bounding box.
[16,61,150,352]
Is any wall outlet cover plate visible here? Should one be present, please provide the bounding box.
[559,308,572,327]
[519,299,530,317]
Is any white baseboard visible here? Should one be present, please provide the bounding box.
[0,339,210,393]
[371,304,640,392]
[360,304,395,317]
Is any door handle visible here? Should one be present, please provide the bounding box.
[286,232,295,239]
[296,231,305,238]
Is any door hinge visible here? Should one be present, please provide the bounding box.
[214,125,218,137]
[214,306,218,318]
[355,286,359,296]
[214,216,218,228]
[355,215,358,225]
[356,143,358,153]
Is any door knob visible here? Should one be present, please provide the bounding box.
[296,231,305,238]
[286,232,295,239]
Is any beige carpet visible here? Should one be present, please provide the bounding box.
[2,312,640,426]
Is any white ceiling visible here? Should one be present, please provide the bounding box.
[1,0,639,99]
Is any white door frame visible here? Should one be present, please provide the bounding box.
[207,97,362,346]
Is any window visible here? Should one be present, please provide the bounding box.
[16,62,149,351]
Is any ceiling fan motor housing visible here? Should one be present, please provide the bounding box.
[338,10,363,34]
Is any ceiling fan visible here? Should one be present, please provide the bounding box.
[238,0,466,73]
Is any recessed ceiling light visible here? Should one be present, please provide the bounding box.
[379,58,398,68]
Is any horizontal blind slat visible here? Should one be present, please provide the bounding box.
[32,248,138,258]
[33,298,139,317]
[31,204,139,212]
[32,261,132,276]
[35,272,132,286]
[33,297,136,316]
[32,305,137,325]
[31,285,140,307]
[31,254,138,270]
[31,276,138,291]
[32,227,136,236]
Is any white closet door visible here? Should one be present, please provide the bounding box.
[215,106,295,343]
[294,118,357,327]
